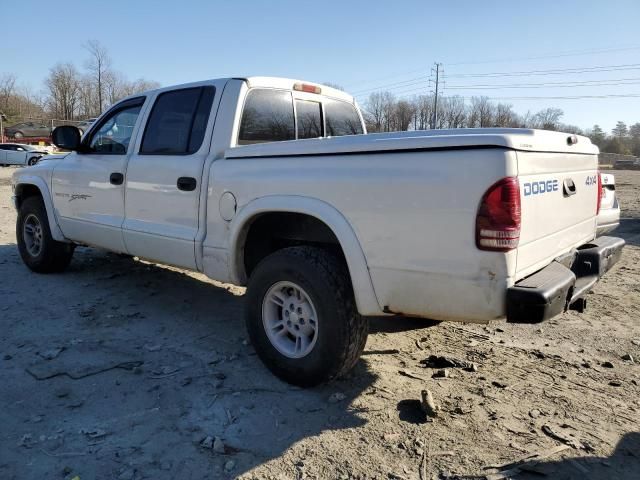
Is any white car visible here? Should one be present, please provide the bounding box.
[596,173,620,236]
[0,143,48,166]
[11,76,624,386]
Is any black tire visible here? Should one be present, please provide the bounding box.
[13,131,23,139]
[16,196,74,273]
[245,246,368,387]
[27,156,40,166]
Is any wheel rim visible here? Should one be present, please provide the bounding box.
[262,281,319,359]
[23,213,43,257]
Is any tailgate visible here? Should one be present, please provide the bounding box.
[516,150,598,280]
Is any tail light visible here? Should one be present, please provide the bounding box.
[597,171,603,215]
[476,177,521,252]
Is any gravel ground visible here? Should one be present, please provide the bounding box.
[0,167,638,480]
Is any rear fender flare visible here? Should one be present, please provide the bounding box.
[228,195,383,316]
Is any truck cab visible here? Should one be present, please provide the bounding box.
[41,78,364,268]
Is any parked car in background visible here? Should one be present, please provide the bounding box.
[597,172,620,236]
[5,122,51,139]
[0,143,48,166]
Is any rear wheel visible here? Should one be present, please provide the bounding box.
[13,131,23,139]
[17,196,74,273]
[245,246,368,387]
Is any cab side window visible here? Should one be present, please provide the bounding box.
[238,89,295,145]
[86,99,144,154]
[140,86,215,155]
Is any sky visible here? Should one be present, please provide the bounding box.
[2,0,640,132]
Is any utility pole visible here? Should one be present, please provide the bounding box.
[0,112,6,143]
[431,62,442,129]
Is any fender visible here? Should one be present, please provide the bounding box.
[12,174,67,242]
[228,195,384,316]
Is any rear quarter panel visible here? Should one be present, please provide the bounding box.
[206,147,518,322]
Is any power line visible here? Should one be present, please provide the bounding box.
[446,78,640,90]
[342,68,427,89]
[447,63,640,78]
[351,63,640,98]
[350,76,428,95]
[342,45,640,89]
[358,89,640,101]
[484,93,640,100]
[447,45,640,66]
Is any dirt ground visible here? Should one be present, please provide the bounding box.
[0,167,638,480]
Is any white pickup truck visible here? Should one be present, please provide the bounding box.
[11,77,624,386]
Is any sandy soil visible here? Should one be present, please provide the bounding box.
[0,167,638,480]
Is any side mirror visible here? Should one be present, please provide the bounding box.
[52,125,82,151]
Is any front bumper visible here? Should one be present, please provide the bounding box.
[507,236,625,323]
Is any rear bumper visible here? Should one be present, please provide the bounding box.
[596,202,620,236]
[507,236,624,323]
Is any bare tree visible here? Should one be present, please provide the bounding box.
[0,73,17,113]
[84,40,112,115]
[393,100,415,131]
[444,96,467,128]
[411,95,432,130]
[365,92,386,132]
[381,92,396,132]
[533,108,563,130]
[467,97,495,128]
[45,63,81,120]
[494,103,520,127]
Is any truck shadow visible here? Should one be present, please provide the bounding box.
[0,245,379,479]
[497,432,640,479]
[614,218,640,247]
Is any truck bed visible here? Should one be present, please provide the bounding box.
[218,128,600,321]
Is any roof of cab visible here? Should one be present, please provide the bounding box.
[118,76,356,105]
[237,77,355,103]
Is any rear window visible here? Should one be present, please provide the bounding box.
[296,100,322,139]
[140,86,215,155]
[325,99,363,137]
[238,89,295,145]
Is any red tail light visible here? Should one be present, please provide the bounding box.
[476,177,521,252]
[597,171,603,215]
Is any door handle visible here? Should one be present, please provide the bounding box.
[563,178,576,197]
[110,172,124,185]
[177,177,197,191]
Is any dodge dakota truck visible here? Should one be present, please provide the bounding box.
[11,77,624,386]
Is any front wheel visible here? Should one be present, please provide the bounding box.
[17,196,74,273]
[245,246,368,387]
[27,156,40,166]
[13,131,23,139]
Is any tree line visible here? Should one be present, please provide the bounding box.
[361,91,640,156]
[0,40,159,122]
